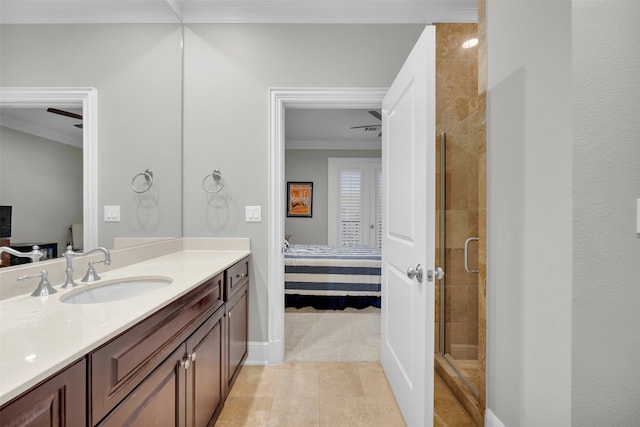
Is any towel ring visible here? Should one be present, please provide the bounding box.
[131,169,154,193]
[202,169,225,194]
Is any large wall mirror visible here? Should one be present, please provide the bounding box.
[0,88,98,260]
[0,22,184,270]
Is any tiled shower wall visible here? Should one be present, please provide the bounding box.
[435,22,481,356]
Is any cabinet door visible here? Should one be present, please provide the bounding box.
[185,307,225,427]
[0,359,86,427]
[97,346,186,427]
[226,284,248,390]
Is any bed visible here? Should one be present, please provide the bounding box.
[284,243,381,309]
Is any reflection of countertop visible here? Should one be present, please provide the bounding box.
[0,249,250,406]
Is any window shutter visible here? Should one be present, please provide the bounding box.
[338,170,363,245]
[376,169,383,249]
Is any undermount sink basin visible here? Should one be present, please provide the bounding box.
[60,276,173,304]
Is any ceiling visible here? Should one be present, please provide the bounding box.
[0,0,477,24]
[0,107,84,148]
[286,109,383,150]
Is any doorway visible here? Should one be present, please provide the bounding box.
[267,88,387,364]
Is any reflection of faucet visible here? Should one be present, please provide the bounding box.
[0,245,44,263]
[18,270,57,297]
[62,245,111,288]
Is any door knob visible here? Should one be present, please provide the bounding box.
[427,267,444,282]
[406,264,424,284]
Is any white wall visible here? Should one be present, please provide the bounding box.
[182,24,424,342]
[486,0,572,425]
[487,0,640,425]
[0,24,183,248]
[572,0,640,423]
[0,126,82,254]
[285,149,381,245]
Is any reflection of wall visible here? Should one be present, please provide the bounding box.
[0,24,183,247]
[0,126,82,253]
[284,149,381,244]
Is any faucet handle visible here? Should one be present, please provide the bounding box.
[81,260,103,283]
[18,270,57,297]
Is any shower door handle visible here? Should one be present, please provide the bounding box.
[464,237,479,273]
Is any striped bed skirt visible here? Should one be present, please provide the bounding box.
[284,244,381,297]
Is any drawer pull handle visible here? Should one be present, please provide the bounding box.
[236,273,247,279]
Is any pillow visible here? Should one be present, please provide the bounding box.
[283,238,290,252]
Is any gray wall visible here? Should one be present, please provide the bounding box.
[181,24,424,342]
[0,126,82,254]
[0,24,183,248]
[572,0,640,423]
[487,0,640,425]
[486,0,572,425]
[284,149,381,245]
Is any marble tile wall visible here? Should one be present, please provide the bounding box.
[435,22,479,355]
[434,17,487,423]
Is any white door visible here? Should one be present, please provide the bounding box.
[381,26,436,427]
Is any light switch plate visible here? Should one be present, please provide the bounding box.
[245,206,262,223]
[104,205,120,222]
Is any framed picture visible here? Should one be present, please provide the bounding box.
[287,182,313,217]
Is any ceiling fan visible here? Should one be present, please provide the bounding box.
[47,107,83,129]
[350,110,382,137]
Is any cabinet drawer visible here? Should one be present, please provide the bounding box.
[89,272,223,425]
[225,257,249,300]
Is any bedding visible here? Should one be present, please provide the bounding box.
[284,244,381,308]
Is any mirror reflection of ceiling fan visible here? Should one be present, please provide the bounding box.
[350,110,382,137]
[47,107,83,129]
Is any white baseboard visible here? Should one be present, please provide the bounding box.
[246,341,283,365]
[485,409,506,427]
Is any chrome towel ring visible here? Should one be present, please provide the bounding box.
[202,169,225,194]
[131,169,153,193]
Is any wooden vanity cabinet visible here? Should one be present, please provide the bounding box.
[0,358,86,427]
[0,256,250,427]
[90,272,225,426]
[224,257,249,392]
[96,307,225,427]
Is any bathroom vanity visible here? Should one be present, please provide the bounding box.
[0,245,250,427]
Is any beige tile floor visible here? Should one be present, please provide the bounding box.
[216,362,475,426]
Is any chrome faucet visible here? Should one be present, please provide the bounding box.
[62,245,111,288]
[18,270,57,297]
[0,245,44,263]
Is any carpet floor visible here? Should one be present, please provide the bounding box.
[284,307,381,362]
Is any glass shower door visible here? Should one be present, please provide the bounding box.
[438,119,482,397]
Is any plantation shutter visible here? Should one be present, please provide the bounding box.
[338,170,363,245]
[328,158,382,247]
[375,168,383,249]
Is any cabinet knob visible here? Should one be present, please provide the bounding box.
[181,352,197,370]
[181,358,191,370]
[236,272,247,279]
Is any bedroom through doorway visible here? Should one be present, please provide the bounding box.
[283,107,383,362]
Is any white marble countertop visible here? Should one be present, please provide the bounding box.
[0,249,250,406]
